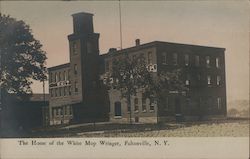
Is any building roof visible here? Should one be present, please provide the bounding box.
[48,63,70,71]
[101,41,225,58]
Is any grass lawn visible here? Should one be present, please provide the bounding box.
[19,118,248,138]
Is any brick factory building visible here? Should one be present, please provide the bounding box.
[48,12,227,125]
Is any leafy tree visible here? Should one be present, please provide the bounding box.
[0,14,47,96]
[104,54,187,124]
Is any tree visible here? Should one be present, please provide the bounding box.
[104,54,187,124]
[0,14,47,96]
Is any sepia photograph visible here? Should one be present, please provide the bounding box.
[0,0,249,158]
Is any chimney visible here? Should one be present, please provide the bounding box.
[135,39,140,46]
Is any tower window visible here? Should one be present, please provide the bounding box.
[173,53,178,65]
[216,57,220,68]
[74,64,78,75]
[217,75,221,85]
[206,56,210,68]
[87,42,92,54]
[195,55,200,66]
[72,42,77,54]
[184,54,189,66]
[207,75,211,85]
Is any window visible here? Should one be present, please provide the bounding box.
[173,53,178,65]
[50,73,53,83]
[53,109,57,117]
[114,102,122,116]
[68,70,71,81]
[69,86,71,95]
[217,97,222,109]
[206,56,210,68]
[64,87,66,96]
[50,89,53,97]
[127,104,131,112]
[59,72,61,81]
[216,57,220,68]
[148,52,152,64]
[74,64,77,75]
[142,96,147,112]
[74,81,78,92]
[58,109,62,116]
[66,106,70,115]
[105,61,110,72]
[61,88,64,96]
[59,88,62,96]
[134,98,139,111]
[184,54,189,66]
[217,75,221,85]
[207,97,213,110]
[72,42,77,54]
[56,109,59,116]
[185,97,190,108]
[69,106,72,115]
[64,71,67,81]
[150,99,156,111]
[162,52,167,64]
[163,97,169,111]
[55,73,58,82]
[207,75,211,85]
[195,55,200,66]
[185,74,190,86]
[132,55,137,60]
[197,74,201,81]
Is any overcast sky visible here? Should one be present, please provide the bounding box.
[1,1,249,102]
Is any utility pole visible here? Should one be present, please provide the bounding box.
[119,0,123,50]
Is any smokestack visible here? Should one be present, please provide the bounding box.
[135,39,140,46]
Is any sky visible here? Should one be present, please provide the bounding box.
[1,1,249,102]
